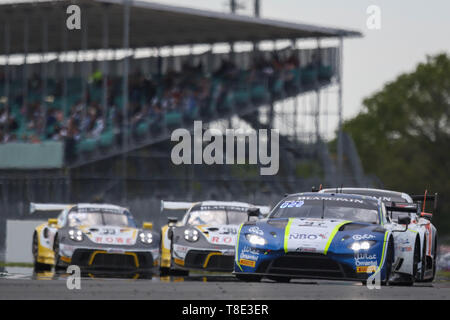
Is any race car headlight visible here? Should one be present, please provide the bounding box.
[184,229,199,242]
[245,234,266,246]
[349,240,376,251]
[68,229,83,242]
[139,232,153,244]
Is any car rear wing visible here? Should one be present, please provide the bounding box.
[160,200,271,217]
[29,202,72,215]
[385,202,420,214]
[160,201,195,213]
[411,191,438,218]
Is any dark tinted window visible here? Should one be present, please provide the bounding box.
[270,196,379,224]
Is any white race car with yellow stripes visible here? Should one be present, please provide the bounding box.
[31,203,159,272]
[320,187,438,283]
[160,200,270,275]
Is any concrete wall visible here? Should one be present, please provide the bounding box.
[0,142,64,169]
[5,220,44,263]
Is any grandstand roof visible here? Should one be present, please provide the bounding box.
[0,0,362,55]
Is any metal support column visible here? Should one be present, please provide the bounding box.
[81,14,88,136]
[254,0,260,17]
[121,0,131,204]
[337,37,344,184]
[102,6,109,125]
[292,38,300,141]
[23,15,29,113]
[62,11,68,118]
[0,18,10,261]
[3,19,10,138]
[41,18,49,136]
[230,0,236,13]
[314,38,321,144]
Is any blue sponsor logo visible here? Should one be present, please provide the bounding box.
[280,201,305,209]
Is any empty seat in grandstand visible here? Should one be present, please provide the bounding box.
[183,105,199,121]
[135,120,150,137]
[318,65,333,81]
[217,92,234,113]
[251,84,269,102]
[291,69,301,87]
[272,79,284,97]
[165,111,183,128]
[67,77,83,93]
[234,89,250,106]
[78,137,98,153]
[114,95,124,108]
[99,130,115,148]
[301,68,317,86]
[89,86,103,103]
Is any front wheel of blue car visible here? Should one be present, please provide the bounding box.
[365,237,394,286]
[382,237,395,286]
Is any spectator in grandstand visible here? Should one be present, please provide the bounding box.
[0,106,8,128]
[1,48,328,148]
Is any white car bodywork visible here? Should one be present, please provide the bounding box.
[160,200,270,269]
[319,188,437,281]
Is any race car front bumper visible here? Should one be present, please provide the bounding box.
[235,251,382,281]
[172,246,235,272]
[58,244,159,271]
[71,249,155,270]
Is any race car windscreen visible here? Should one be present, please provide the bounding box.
[68,209,137,227]
[270,196,380,224]
[187,206,249,225]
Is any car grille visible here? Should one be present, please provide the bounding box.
[71,249,153,270]
[265,253,348,279]
[91,253,136,269]
[184,250,234,271]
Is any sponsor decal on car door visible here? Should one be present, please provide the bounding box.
[285,219,349,254]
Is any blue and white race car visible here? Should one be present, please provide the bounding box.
[234,192,418,284]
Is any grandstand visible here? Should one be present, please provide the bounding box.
[0,0,371,260]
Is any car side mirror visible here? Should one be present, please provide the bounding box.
[392,215,410,233]
[48,218,58,226]
[397,215,411,225]
[142,222,153,230]
[247,208,260,220]
[168,217,178,226]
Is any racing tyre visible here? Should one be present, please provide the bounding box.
[159,267,171,276]
[171,269,189,277]
[235,274,262,282]
[382,237,395,286]
[417,237,427,282]
[32,233,50,272]
[399,237,420,286]
[422,236,437,283]
[53,236,65,271]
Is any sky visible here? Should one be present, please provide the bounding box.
[152,0,450,120]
